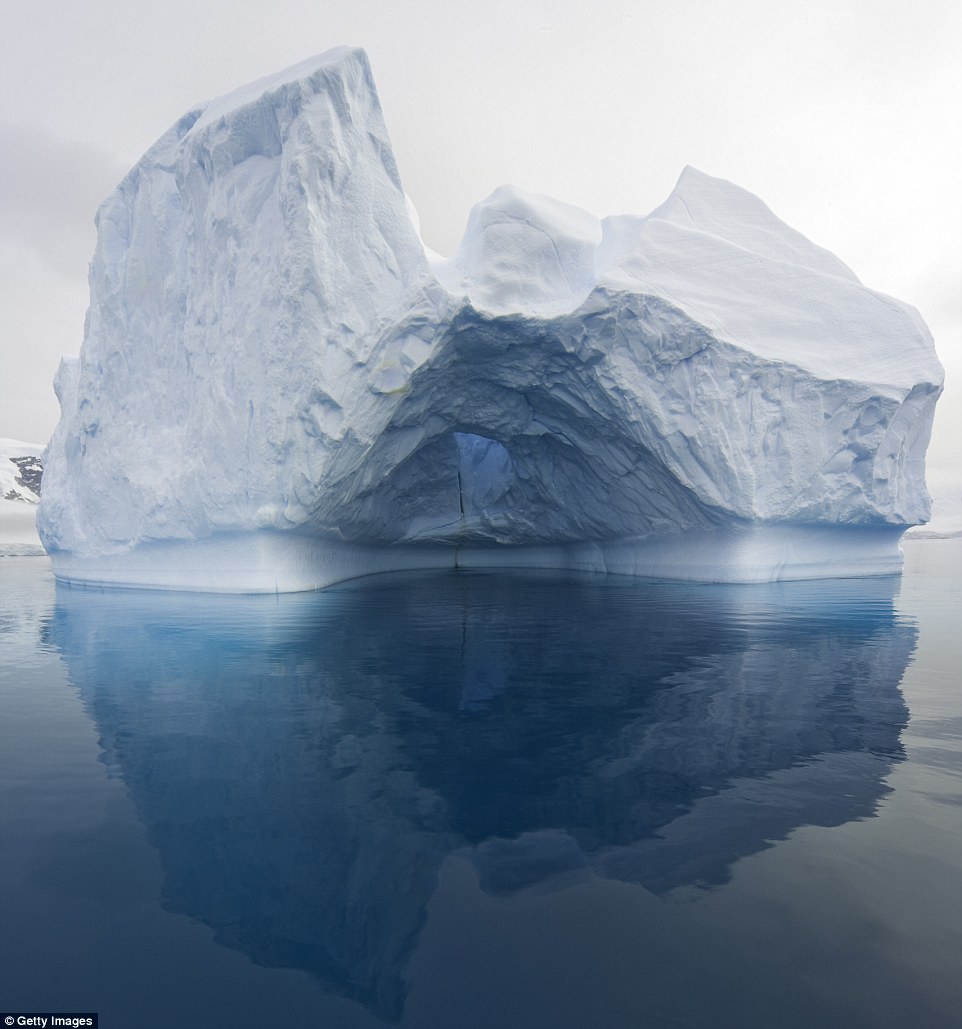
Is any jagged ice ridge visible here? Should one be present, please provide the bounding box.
[38,47,944,591]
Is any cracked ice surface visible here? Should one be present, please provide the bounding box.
[38,47,943,591]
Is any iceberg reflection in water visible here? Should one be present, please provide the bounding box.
[47,569,913,1022]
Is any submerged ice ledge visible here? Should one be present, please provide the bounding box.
[48,525,906,593]
[38,47,943,592]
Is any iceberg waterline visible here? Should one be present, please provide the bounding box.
[38,47,943,592]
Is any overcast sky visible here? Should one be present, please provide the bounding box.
[1,0,959,503]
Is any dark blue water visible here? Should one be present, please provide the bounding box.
[1,543,960,1028]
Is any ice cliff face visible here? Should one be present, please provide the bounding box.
[38,47,944,591]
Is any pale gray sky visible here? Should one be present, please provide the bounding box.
[1,0,959,501]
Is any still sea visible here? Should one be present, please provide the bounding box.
[1,541,960,1029]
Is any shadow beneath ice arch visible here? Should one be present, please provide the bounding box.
[46,568,913,1022]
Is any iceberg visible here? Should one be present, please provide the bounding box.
[38,47,944,592]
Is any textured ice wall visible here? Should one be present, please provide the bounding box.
[38,47,944,591]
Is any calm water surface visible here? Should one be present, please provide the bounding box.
[1,542,960,1028]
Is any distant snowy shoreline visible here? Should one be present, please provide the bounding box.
[1,437,44,555]
[904,528,962,540]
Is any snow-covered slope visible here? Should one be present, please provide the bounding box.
[1,438,44,555]
[38,48,944,592]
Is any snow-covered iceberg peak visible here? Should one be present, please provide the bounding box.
[38,48,944,592]
[596,166,940,386]
[442,186,602,316]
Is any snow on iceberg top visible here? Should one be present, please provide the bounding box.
[592,167,940,387]
[438,185,602,317]
[187,46,363,137]
[430,166,939,389]
[642,165,860,283]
